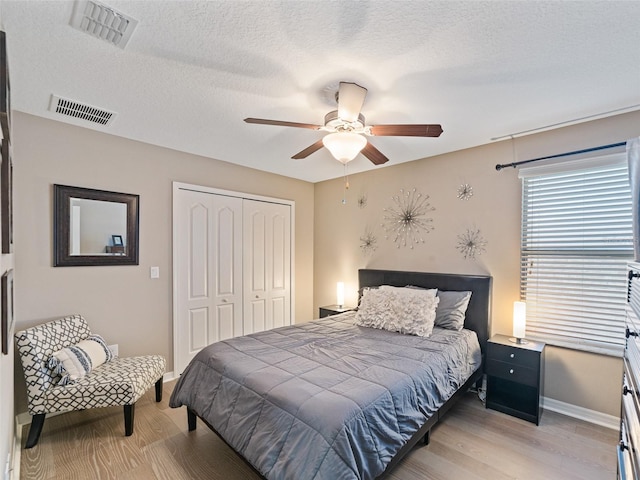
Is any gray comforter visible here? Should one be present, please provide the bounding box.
[169,312,481,480]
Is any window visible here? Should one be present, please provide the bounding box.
[519,153,633,356]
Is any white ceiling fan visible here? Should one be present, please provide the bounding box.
[244,82,443,165]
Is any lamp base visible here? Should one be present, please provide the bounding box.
[509,337,528,345]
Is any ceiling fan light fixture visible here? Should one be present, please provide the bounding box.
[322,132,367,164]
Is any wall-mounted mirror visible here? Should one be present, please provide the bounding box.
[54,184,139,266]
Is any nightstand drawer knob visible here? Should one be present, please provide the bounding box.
[509,369,514,374]
[510,353,515,358]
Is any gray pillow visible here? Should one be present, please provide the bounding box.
[435,290,472,331]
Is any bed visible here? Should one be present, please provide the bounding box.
[169,269,492,479]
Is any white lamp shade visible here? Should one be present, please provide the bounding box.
[336,282,345,307]
[322,132,367,164]
[513,301,526,339]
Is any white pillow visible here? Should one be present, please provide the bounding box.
[355,286,439,337]
[380,284,438,298]
[48,334,114,386]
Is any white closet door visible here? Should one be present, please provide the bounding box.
[243,199,291,334]
[174,189,242,374]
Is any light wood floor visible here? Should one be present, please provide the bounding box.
[20,380,618,480]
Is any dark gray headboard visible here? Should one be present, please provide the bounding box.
[358,269,492,352]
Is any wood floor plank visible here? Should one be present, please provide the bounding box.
[20,383,617,480]
[447,402,615,475]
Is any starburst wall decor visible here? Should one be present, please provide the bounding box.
[359,228,378,255]
[382,188,435,249]
[457,183,473,201]
[456,227,487,260]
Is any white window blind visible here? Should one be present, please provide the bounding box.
[520,153,632,356]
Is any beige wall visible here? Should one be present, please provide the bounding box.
[314,110,640,417]
[13,111,314,411]
[12,108,640,418]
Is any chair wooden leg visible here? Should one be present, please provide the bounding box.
[155,377,163,402]
[25,414,46,449]
[188,408,197,431]
[124,404,135,436]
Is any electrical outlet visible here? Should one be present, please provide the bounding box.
[150,266,160,279]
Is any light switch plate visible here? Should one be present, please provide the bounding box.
[150,266,160,279]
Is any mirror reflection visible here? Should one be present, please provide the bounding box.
[69,198,127,255]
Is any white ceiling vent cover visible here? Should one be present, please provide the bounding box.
[70,0,138,49]
[49,95,117,126]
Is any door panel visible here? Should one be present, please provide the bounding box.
[217,303,236,341]
[175,190,242,374]
[210,195,243,344]
[247,299,266,333]
[272,213,286,290]
[248,211,266,292]
[188,308,209,353]
[175,186,292,375]
[272,297,285,329]
[216,207,236,296]
[189,203,208,299]
[243,199,291,335]
[189,308,208,351]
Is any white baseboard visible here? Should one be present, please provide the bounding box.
[14,412,30,429]
[543,396,619,430]
[10,418,21,480]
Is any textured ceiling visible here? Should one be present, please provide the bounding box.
[1,0,639,182]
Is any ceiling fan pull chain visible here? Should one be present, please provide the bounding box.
[342,163,350,205]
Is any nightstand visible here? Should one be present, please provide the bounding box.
[319,305,355,318]
[486,334,545,425]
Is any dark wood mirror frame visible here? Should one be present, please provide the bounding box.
[54,184,139,267]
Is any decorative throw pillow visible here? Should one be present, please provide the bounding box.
[48,334,114,386]
[357,286,378,306]
[355,286,439,337]
[381,284,438,298]
[434,290,472,331]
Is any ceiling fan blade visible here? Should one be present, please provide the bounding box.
[244,118,322,130]
[292,139,325,159]
[369,124,443,137]
[337,82,367,123]
[361,142,389,165]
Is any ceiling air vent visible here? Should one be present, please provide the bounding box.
[70,0,138,49]
[49,95,117,126]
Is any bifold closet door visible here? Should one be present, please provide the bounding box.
[175,189,243,374]
[243,199,291,334]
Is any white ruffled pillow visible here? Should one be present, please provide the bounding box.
[380,284,437,297]
[355,285,439,337]
[48,334,115,386]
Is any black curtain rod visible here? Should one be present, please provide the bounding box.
[495,141,627,171]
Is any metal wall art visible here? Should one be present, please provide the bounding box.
[382,188,435,249]
[457,183,473,201]
[359,228,378,255]
[456,227,487,260]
